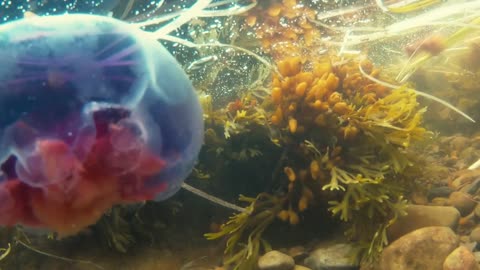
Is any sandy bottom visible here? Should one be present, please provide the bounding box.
[1,234,224,270]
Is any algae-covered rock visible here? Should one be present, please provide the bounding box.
[387,205,460,241]
[304,243,359,270]
[380,226,459,270]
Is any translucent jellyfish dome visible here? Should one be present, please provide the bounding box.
[0,3,212,235]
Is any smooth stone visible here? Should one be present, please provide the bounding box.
[451,173,477,191]
[304,243,359,270]
[411,192,428,205]
[473,204,480,218]
[387,205,460,241]
[470,227,480,242]
[431,197,449,206]
[460,179,480,195]
[459,148,478,164]
[443,246,479,270]
[380,226,459,270]
[449,136,469,151]
[460,242,477,252]
[474,252,480,263]
[294,265,312,270]
[288,246,309,263]
[448,191,477,216]
[460,235,471,243]
[428,186,453,200]
[258,250,295,270]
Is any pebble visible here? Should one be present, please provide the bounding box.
[428,186,453,201]
[474,251,480,263]
[294,265,312,270]
[461,235,471,243]
[470,226,480,242]
[450,136,469,152]
[443,246,479,270]
[411,191,428,205]
[287,246,309,263]
[380,226,459,270]
[473,204,480,218]
[461,243,477,257]
[431,197,449,206]
[451,171,480,191]
[304,243,359,270]
[448,191,477,216]
[460,179,480,195]
[387,205,460,241]
[258,250,295,270]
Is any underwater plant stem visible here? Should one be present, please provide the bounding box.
[181,182,247,212]
[397,16,480,82]
[136,1,256,33]
[120,0,137,19]
[0,243,11,261]
[468,159,480,170]
[375,0,389,12]
[377,0,442,14]
[152,0,212,37]
[199,1,257,17]
[387,0,480,33]
[341,1,480,49]
[160,35,280,77]
[358,59,475,123]
[16,240,104,269]
[316,5,374,21]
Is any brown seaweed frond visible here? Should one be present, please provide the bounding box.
[0,243,11,261]
[352,87,429,148]
[205,193,285,270]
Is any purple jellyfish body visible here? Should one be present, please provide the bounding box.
[0,14,203,235]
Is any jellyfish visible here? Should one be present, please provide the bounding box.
[0,0,256,236]
[0,0,122,22]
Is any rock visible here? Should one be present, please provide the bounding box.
[450,169,480,190]
[450,136,469,152]
[443,246,479,270]
[294,265,312,270]
[451,174,474,191]
[470,226,480,242]
[411,191,428,205]
[473,204,480,218]
[448,191,477,216]
[460,179,480,195]
[387,205,460,241]
[428,186,453,201]
[431,197,449,206]
[288,246,308,263]
[474,252,480,263]
[380,226,459,270]
[461,241,477,253]
[258,250,295,270]
[304,243,359,270]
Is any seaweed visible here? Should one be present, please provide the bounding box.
[205,194,284,270]
[195,40,432,266]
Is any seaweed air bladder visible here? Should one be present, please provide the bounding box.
[0,0,256,236]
